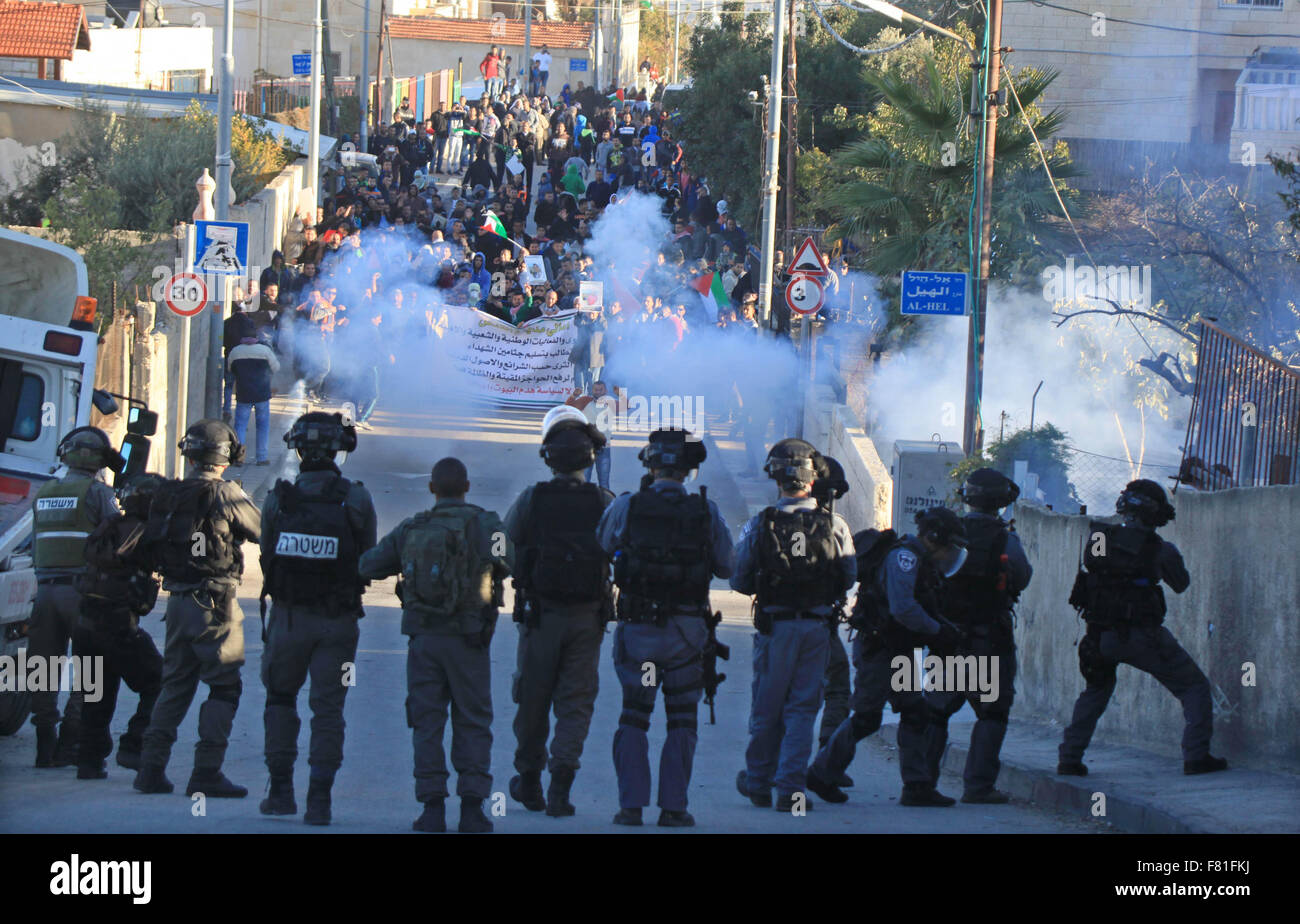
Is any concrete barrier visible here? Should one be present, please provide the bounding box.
[230,159,306,279]
[807,393,893,532]
[1012,486,1300,773]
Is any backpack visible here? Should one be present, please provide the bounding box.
[846,528,897,631]
[398,505,490,622]
[518,480,608,604]
[78,514,159,617]
[144,479,235,583]
[755,507,839,610]
[263,475,362,611]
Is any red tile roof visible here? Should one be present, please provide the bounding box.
[388,15,591,51]
[0,1,90,60]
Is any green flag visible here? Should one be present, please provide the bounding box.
[480,211,508,239]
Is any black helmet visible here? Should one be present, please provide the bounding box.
[540,427,598,473]
[57,426,125,473]
[1116,479,1175,527]
[638,428,706,474]
[764,438,821,491]
[960,467,1020,512]
[285,411,358,461]
[179,418,245,466]
[119,472,166,516]
[915,506,968,548]
[811,455,849,505]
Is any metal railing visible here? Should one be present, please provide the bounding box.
[1179,320,1300,490]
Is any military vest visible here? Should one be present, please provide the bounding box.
[517,480,608,604]
[943,514,1012,625]
[613,487,713,608]
[1070,520,1166,626]
[755,506,839,610]
[264,475,363,612]
[144,478,238,583]
[32,476,96,570]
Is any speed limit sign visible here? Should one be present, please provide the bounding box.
[785,273,825,316]
[164,273,208,316]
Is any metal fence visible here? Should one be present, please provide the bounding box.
[1061,445,1183,516]
[1179,321,1300,491]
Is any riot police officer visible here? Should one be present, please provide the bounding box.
[259,412,377,825]
[73,472,165,779]
[732,439,856,813]
[926,468,1031,803]
[29,427,123,767]
[135,419,261,798]
[812,456,854,787]
[358,457,513,834]
[806,507,968,807]
[503,406,614,817]
[596,428,734,827]
[1058,480,1226,776]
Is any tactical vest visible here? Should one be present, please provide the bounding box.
[518,479,608,604]
[264,475,363,612]
[943,514,1012,626]
[398,504,495,626]
[755,506,839,610]
[1071,520,1166,626]
[77,514,159,619]
[31,476,96,570]
[145,478,238,583]
[613,487,713,609]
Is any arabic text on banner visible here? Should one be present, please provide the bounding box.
[440,307,577,404]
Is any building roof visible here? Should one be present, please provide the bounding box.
[387,15,592,51]
[0,1,91,60]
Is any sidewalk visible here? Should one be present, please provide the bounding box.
[223,390,307,505]
[874,716,1300,833]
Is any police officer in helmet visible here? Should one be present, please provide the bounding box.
[1059,480,1227,776]
[503,406,615,817]
[806,506,968,807]
[72,472,166,779]
[29,427,124,767]
[134,419,261,798]
[596,428,734,827]
[810,455,855,787]
[926,468,1032,803]
[732,439,856,813]
[259,412,377,825]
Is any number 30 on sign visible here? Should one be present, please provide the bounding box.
[164,273,208,316]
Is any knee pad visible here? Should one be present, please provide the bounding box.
[850,711,881,741]
[210,680,241,706]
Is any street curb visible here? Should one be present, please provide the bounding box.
[873,724,1205,833]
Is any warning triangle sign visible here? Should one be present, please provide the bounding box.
[787,236,830,277]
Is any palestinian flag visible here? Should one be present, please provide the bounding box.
[607,88,625,102]
[480,211,507,240]
[690,271,729,320]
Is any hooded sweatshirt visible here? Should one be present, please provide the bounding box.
[470,251,492,294]
[561,163,587,197]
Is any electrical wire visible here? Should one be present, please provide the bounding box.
[1014,0,1300,40]
[807,0,931,55]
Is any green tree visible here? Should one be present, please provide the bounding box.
[948,422,1084,512]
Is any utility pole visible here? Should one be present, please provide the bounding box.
[308,1,323,204]
[360,0,370,150]
[757,0,786,331]
[376,0,386,130]
[672,0,681,84]
[321,0,338,137]
[613,0,621,90]
[207,0,235,419]
[524,0,531,94]
[594,0,601,92]
[962,0,1003,456]
[785,0,797,234]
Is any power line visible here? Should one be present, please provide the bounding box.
[1011,0,1300,40]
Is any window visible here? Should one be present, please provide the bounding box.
[1219,0,1283,8]
[168,70,205,94]
[8,374,44,443]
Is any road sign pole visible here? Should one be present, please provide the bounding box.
[208,0,235,419]
[798,315,810,438]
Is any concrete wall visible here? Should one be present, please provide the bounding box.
[229,159,308,281]
[805,388,893,532]
[64,25,215,91]
[1013,487,1300,773]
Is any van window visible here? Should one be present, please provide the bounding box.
[8,374,45,442]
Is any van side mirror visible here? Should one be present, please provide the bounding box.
[114,434,151,488]
[126,406,158,436]
[92,389,119,416]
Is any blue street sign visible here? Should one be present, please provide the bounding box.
[900,270,967,316]
[569,58,588,72]
[292,54,312,76]
[193,220,250,277]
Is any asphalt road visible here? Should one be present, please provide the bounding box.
[0,395,1100,834]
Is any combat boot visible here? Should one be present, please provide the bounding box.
[303,779,332,826]
[546,767,577,817]
[1184,755,1228,775]
[509,771,546,812]
[259,774,297,815]
[187,769,249,798]
[612,807,643,826]
[115,743,142,770]
[1057,760,1088,776]
[133,765,175,794]
[458,797,493,833]
[962,788,1011,804]
[804,767,848,804]
[77,761,108,780]
[900,782,956,807]
[52,722,78,767]
[413,798,446,833]
[657,809,695,828]
[736,769,772,807]
[34,726,56,768]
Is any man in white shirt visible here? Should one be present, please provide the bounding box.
[533,46,552,95]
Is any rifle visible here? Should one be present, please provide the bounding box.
[701,609,730,725]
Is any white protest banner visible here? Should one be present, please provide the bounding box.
[440,308,577,405]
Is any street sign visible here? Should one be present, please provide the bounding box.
[785,273,824,316]
[193,220,249,276]
[163,273,208,317]
[569,59,588,72]
[787,235,830,278]
[292,54,312,76]
[900,270,967,316]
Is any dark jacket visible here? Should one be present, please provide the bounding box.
[227,340,280,404]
